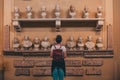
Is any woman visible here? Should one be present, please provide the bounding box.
[50,35,67,80]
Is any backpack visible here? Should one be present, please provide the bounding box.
[53,45,64,61]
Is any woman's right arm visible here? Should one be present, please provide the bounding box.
[64,51,67,58]
[63,46,67,58]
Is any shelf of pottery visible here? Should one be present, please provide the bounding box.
[3,35,113,58]
[12,5,104,32]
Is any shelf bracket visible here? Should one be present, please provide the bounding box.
[96,20,104,31]
[55,19,61,32]
[13,21,21,32]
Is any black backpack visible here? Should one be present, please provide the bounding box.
[53,45,64,61]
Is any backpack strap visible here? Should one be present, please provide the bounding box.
[54,45,56,49]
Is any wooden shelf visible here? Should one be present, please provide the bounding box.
[3,50,50,56]
[12,18,105,32]
[12,18,104,21]
[84,50,114,58]
[3,50,113,58]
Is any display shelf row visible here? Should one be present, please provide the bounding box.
[14,5,103,19]
[12,18,104,32]
[3,50,113,58]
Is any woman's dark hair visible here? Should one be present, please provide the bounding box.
[56,35,62,43]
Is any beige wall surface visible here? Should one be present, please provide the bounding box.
[0,0,3,54]
[113,0,120,80]
[2,0,117,80]
[0,0,3,68]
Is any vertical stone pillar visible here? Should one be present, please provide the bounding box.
[107,24,113,50]
[3,25,10,51]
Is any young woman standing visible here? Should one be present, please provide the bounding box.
[50,35,67,80]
